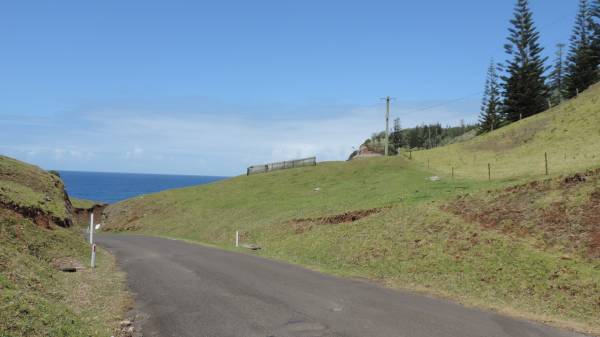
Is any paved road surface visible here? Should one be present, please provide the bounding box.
[97,234,588,337]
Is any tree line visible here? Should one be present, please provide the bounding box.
[479,0,600,134]
[364,120,478,155]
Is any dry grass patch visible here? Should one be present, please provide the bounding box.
[444,169,600,259]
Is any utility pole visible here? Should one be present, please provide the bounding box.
[380,96,393,156]
[385,96,390,156]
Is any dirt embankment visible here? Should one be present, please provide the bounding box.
[290,208,382,234]
[444,168,600,258]
[72,203,108,227]
[0,165,75,228]
[0,181,74,228]
[0,179,108,230]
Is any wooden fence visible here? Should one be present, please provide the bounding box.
[247,157,316,175]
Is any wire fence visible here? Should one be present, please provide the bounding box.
[404,150,600,182]
[247,157,317,175]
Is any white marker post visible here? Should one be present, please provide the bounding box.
[89,213,94,244]
[235,231,239,247]
[91,244,96,268]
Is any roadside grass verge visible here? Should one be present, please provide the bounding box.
[0,210,128,337]
[259,203,600,335]
[0,155,129,337]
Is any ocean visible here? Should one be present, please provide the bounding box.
[58,171,228,204]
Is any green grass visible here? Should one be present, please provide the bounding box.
[0,156,70,221]
[104,84,600,334]
[70,197,102,209]
[409,83,600,181]
[0,212,128,337]
[0,156,129,337]
[104,158,497,239]
[445,172,600,259]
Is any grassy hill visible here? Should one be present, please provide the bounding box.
[0,156,128,337]
[410,83,600,181]
[104,84,600,334]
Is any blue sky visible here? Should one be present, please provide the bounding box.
[1,0,576,175]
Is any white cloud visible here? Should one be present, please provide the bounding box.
[124,146,144,159]
[0,97,478,175]
[53,148,66,159]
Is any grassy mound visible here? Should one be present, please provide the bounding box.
[104,84,600,334]
[0,156,72,227]
[0,156,128,337]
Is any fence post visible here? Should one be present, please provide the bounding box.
[89,213,94,244]
[488,163,491,181]
[235,231,239,247]
[545,152,549,175]
[452,167,454,179]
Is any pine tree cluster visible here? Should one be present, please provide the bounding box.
[478,0,600,134]
[368,121,478,154]
[565,0,598,98]
[593,0,600,72]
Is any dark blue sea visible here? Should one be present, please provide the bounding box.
[58,171,228,204]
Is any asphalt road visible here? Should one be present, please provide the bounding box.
[96,234,588,337]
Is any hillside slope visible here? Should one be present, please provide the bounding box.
[0,156,73,228]
[0,156,127,337]
[411,83,600,180]
[104,85,600,334]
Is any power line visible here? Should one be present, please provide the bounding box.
[368,6,577,132]
[389,9,576,119]
[397,91,483,116]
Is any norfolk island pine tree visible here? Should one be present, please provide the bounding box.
[478,60,502,134]
[565,0,598,98]
[501,0,549,123]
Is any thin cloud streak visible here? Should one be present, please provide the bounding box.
[1,98,478,175]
